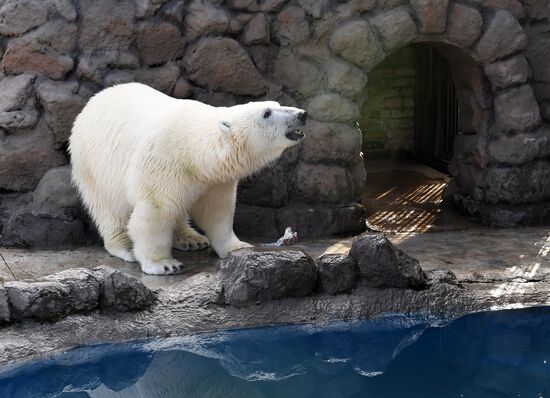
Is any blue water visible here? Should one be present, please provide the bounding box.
[2,307,550,398]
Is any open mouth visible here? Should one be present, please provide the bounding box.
[285,129,305,141]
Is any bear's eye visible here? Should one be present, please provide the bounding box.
[263,109,272,119]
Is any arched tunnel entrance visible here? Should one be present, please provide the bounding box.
[359,43,478,233]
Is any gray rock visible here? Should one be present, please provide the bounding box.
[410,0,448,34]
[0,285,10,323]
[0,0,48,36]
[184,0,236,40]
[326,58,368,98]
[1,212,87,248]
[2,267,152,322]
[184,38,266,96]
[161,0,185,23]
[95,266,154,311]
[294,162,354,204]
[6,268,100,319]
[54,0,77,21]
[0,74,35,113]
[192,88,237,107]
[31,166,81,219]
[79,0,135,51]
[36,79,86,146]
[446,4,482,49]
[5,280,70,320]
[370,8,417,52]
[77,50,140,84]
[262,0,288,12]
[475,10,527,64]
[238,163,291,207]
[103,70,136,87]
[273,49,324,97]
[329,19,385,71]
[133,62,180,94]
[426,269,461,287]
[306,93,359,122]
[301,120,362,165]
[298,0,329,18]
[41,268,101,313]
[243,13,270,45]
[273,6,311,46]
[0,122,66,192]
[135,0,171,18]
[378,0,406,8]
[228,0,287,13]
[317,254,357,295]
[29,20,78,54]
[218,248,317,307]
[485,162,550,204]
[172,78,193,99]
[349,233,428,289]
[137,22,184,66]
[0,110,38,130]
[234,204,280,238]
[2,38,74,81]
[483,0,525,20]
[484,55,530,90]
[494,85,541,132]
[524,24,550,87]
[490,130,550,165]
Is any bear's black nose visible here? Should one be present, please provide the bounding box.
[298,111,308,125]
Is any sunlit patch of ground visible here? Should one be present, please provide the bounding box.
[361,159,478,235]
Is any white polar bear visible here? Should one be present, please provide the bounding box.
[69,83,307,275]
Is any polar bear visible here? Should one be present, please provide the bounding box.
[69,83,307,275]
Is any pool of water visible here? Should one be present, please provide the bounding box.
[2,307,550,398]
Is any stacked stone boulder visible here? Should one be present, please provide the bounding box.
[0,266,154,324]
[0,0,549,247]
[217,233,438,307]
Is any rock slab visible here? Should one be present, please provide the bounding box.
[95,266,154,312]
[1,267,153,323]
[218,248,317,307]
[317,254,357,295]
[349,233,428,289]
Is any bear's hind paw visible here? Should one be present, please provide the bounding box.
[173,231,210,251]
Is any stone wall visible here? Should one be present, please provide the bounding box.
[0,0,549,246]
[359,46,416,159]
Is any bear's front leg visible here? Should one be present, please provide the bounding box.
[128,201,185,275]
[191,181,252,258]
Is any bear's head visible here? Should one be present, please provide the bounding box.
[217,101,307,157]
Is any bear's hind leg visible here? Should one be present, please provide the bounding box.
[104,227,136,263]
[128,201,185,275]
[173,221,210,251]
[78,186,136,263]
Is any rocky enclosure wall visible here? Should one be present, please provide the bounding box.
[0,0,549,246]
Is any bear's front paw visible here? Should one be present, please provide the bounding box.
[140,258,185,275]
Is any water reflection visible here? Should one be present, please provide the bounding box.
[2,308,550,398]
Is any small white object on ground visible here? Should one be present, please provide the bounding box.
[263,227,298,247]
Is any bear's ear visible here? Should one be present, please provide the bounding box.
[218,120,232,134]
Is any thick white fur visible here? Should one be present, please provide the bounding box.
[69,83,305,275]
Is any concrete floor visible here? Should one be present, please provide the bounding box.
[0,160,548,292]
